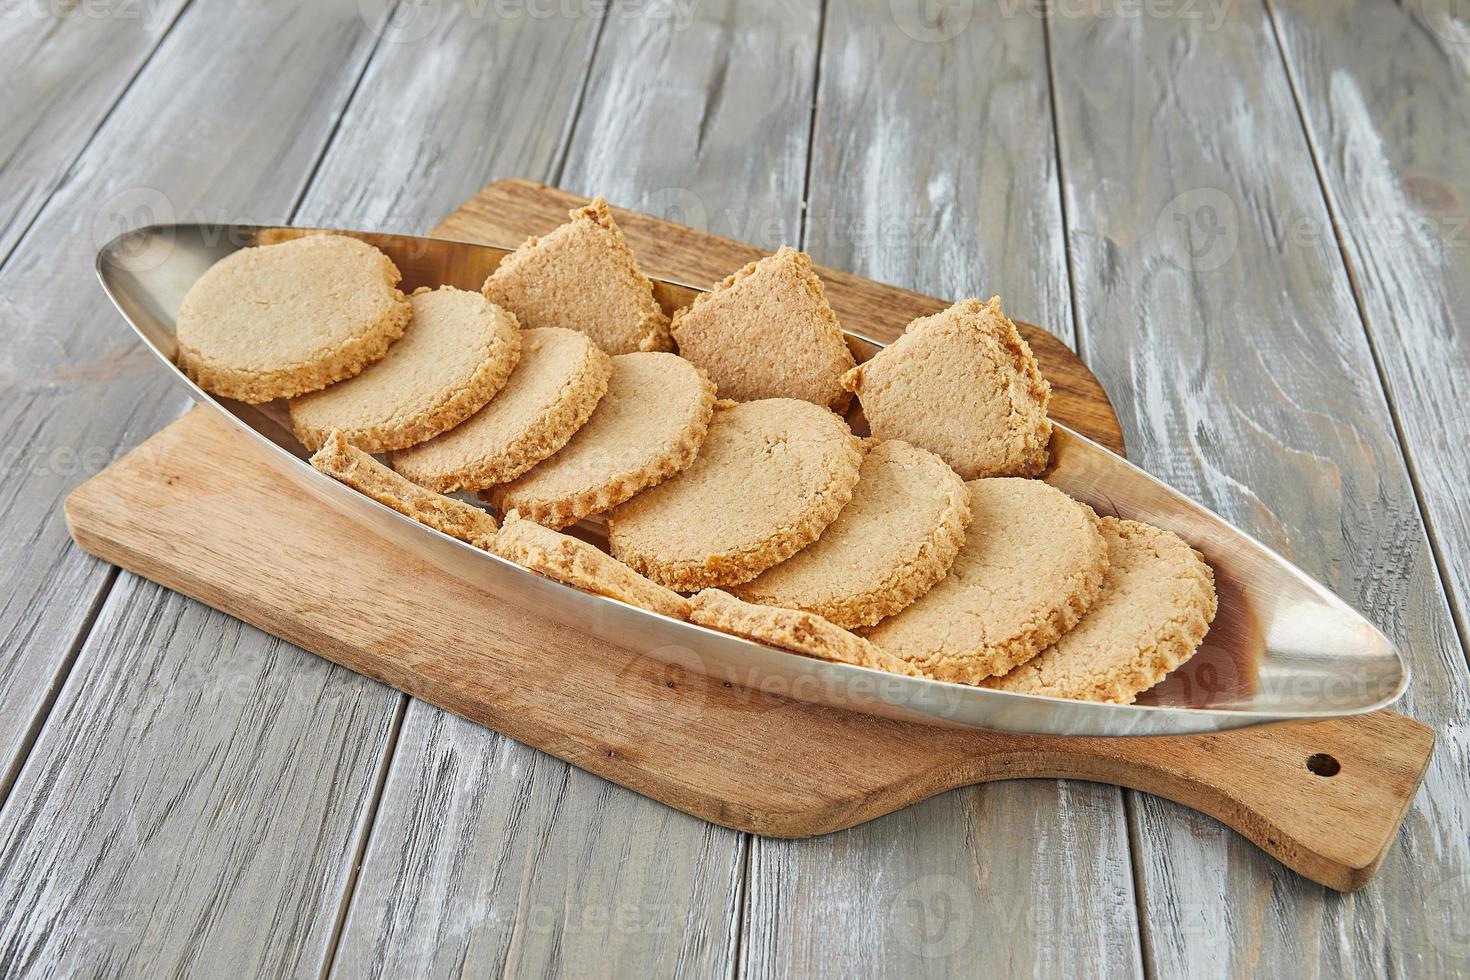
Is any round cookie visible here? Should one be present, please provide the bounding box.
[176,234,411,403]
[732,440,970,628]
[689,589,919,677]
[841,297,1052,478]
[289,286,521,453]
[607,398,864,592]
[984,518,1217,703]
[863,478,1108,684]
[485,352,716,528]
[388,328,610,493]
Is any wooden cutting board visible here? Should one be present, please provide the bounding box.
[65,181,1432,892]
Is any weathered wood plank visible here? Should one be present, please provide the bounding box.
[0,575,397,978]
[1,1,613,976]
[1269,0,1470,670]
[0,0,190,265]
[557,0,815,248]
[739,2,1143,977]
[0,0,403,971]
[330,4,817,975]
[0,0,385,797]
[329,710,744,979]
[292,1,598,230]
[1048,2,1470,974]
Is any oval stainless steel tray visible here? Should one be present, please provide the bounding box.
[94,222,1408,736]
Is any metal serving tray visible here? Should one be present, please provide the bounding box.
[94,223,1408,736]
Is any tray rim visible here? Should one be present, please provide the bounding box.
[92,221,1411,736]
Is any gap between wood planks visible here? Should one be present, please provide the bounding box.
[0,0,199,808]
[7,0,1462,974]
[1262,0,1470,663]
[0,0,199,278]
[293,3,618,973]
[1039,10,1157,975]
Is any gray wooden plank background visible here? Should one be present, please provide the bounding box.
[0,0,1466,976]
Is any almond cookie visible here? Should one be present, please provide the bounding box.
[864,478,1107,684]
[176,234,411,403]
[607,398,864,591]
[689,589,918,676]
[485,352,716,528]
[491,511,689,619]
[482,196,671,354]
[670,246,856,410]
[984,518,1217,703]
[388,328,610,493]
[290,286,521,453]
[841,297,1052,478]
[310,430,499,544]
[732,440,969,628]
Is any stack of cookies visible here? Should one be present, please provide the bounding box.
[177,198,1216,706]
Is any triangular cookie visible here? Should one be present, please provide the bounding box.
[671,246,856,410]
[482,196,672,354]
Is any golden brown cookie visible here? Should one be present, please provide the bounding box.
[310,430,499,544]
[607,398,864,591]
[388,328,611,493]
[482,196,671,354]
[176,234,411,403]
[732,440,969,628]
[984,518,1217,703]
[670,246,856,410]
[841,297,1051,478]
[863,478,1108,684]
[485,352,716,528]
[491,511,689,619]
[289,286,521,453]
[688,589,919,676]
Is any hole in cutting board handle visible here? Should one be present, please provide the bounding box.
[1306,753,1341,777]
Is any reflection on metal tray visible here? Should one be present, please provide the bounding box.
[94,222,1408,736]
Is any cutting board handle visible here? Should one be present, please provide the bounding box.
[948,710,1431,892]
